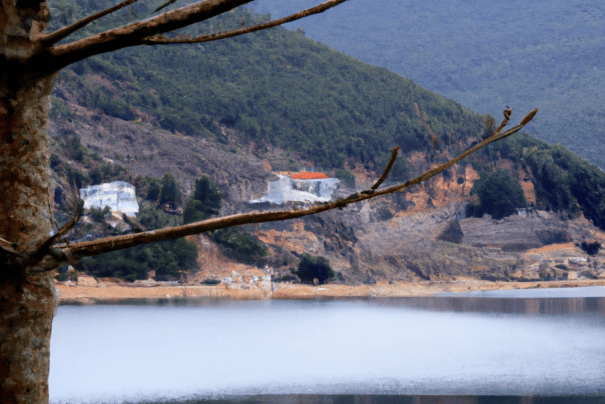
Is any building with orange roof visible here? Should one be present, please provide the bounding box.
[291,171,329,180]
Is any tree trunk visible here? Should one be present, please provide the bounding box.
[1,45,59,403]
[0,273,58,404]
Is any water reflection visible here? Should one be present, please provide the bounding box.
[372,296,605,315]
[50,295,605,404]
[140,395,605,404]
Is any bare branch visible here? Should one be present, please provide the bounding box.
[0,237,20,256]
[46,0,253,70]
[56,108,537,261]
[153,0,180,13]
[141,0,350,45]
[34,199,82,255]
[40,0,141,47]
[45,0,349,70]
[372,145,399,190]
[492,107,512,137]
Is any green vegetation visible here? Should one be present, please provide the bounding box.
[90,206,111,223]
[78,202,197,281]
[183,176,222,224]
[466,169,526,220]
[78,238,197,281]
[159,172,181,209]
[145,179,161,202]
[335,169,355,188]
[45,0,605,235]
[294,253,335,284]
[212,226,268,266]
[475,133,605,229]
[49,0,483,172]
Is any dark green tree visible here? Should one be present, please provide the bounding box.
[294,253,335,284]
[336,169,356,188]
[183,176,222,224]
[159,172,181,209]
[146,179,162,202]
[467,169,526,220]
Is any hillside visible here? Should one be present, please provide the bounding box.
[46,2,605,286]
[251,0,605,169]
[48,0,483,173]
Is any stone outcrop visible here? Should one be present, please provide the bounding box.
[76,275,98,287]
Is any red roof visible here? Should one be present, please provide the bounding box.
[291,171,328,180]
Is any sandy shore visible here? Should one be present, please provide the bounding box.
[56,278,605,304]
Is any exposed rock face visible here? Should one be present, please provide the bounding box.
[459,212,592,251]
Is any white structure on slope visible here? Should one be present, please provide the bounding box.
[79,181,139,217]
[250,175,340,205]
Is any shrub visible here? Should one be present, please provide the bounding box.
[293,254,335,285]
[90,207,106,223]
[159,172,181,209]
[146,179,162,202]
[183,176,222,224]
[212,227,268,265]
[580,241,601,256]
[201,279,221,285]
[336,169,356,188]
[436,219,464,244]
[468,169,526,220]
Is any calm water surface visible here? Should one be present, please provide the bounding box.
[49,288,605,404]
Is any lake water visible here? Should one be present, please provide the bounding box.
[49,288,605,404]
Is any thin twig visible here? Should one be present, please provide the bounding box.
[40,0,141,46]
[35,199,83,255]
[492,107,512,138]
[139,0,350,45]
[372,145,399,190]
[55,109,537,262]
[153,0,180,13]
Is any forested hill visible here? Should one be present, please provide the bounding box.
[250,0,605,169]
[47,0,605,232]
[48,0,483,174]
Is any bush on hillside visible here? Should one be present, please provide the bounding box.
[293,254,335,285]
[212,226,268,266]
[466,169,526,220]
[183,176,222,224]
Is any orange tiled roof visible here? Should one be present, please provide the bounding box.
[291,171,329,180]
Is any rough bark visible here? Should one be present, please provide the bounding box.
[0,273,58,404]
[0,57,59,404]
[0,74,56,255]
[1,0,60,402]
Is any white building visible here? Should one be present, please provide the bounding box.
[250,175,340,205]
[79,181,139,217]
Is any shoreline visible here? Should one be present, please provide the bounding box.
[56,278,605,304]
